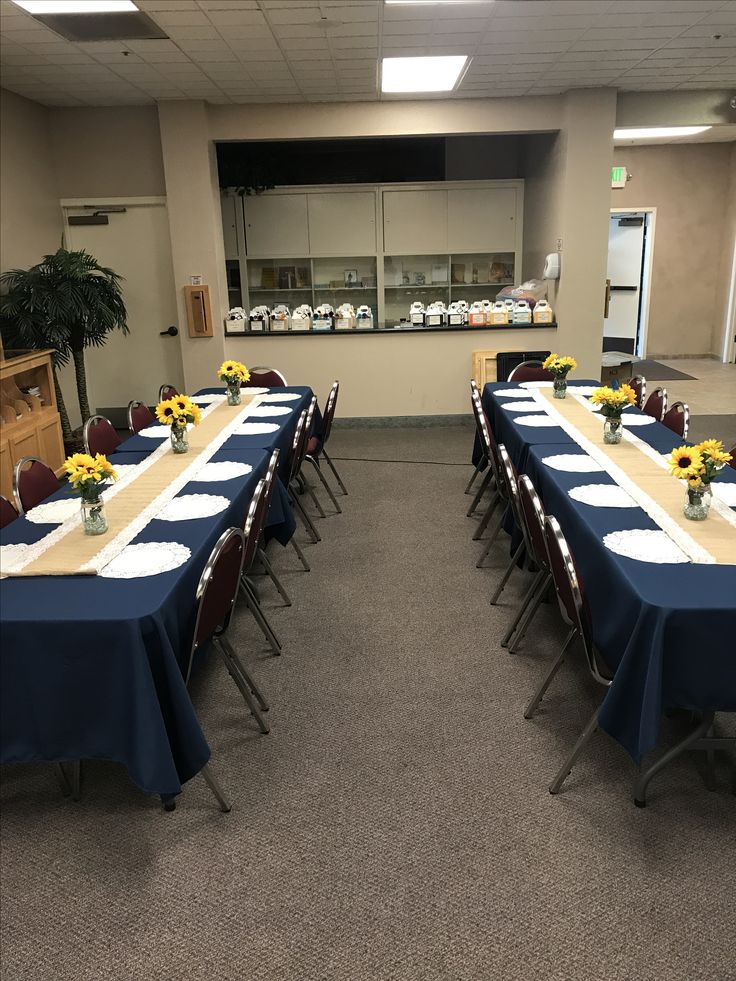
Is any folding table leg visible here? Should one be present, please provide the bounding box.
[322,449,348,495]
[524,627,577,719]
[257,546,291,606]
[549,707,600,795]
[467,469,493,517]
[633,709,716,808]
[201,763,232,813]
[490,542,525,605]
[290,536,310,572]
[501,569,546,648]
[306,456,342,513]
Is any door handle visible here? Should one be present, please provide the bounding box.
[160,325,178,337]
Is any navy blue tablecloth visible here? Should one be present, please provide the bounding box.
[482,381,736,760]
[0,387,314,796]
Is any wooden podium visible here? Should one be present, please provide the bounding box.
[0,348,65,502]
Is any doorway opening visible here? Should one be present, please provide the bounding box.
[604,208,655,359]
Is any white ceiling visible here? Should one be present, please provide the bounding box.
[0,0,735,107]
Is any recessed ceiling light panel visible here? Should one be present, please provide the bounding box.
[13,0,138,11]
[382,55,468,93]
[614,126,711,140]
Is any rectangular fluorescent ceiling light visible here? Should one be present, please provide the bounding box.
[614,126,711,140]
[13,1,137,12]
[385,1,489,5]
[382,56,468,93]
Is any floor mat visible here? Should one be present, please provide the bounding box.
[636,359,696,381]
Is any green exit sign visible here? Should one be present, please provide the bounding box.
[611,166,628,188]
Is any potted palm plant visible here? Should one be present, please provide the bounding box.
[0,248,128,449]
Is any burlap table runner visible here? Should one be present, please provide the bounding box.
[6,393,263,577]
[535,387,736,565]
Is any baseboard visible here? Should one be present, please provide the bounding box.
[646,353,719,361]
[333,414,474,429]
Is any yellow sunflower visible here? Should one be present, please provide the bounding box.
[155,398,177,426]
[188,403,202,426]
[668,446,704,480]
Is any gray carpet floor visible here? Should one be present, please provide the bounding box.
[1,426,735,981]
[689,414,736,451]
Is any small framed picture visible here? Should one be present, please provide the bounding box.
[344,269,358,287]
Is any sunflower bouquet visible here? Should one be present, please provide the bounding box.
[218,360,250,405]
[63,452,118,535]
[155,394,201,454]
[543,354,577,398]
[589,384,637,444]
[668,441,732,488]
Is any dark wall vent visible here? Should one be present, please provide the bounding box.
[33,11,167,42]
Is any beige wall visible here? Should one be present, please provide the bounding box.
[0,90,62,271]
[611,142,734,357]
[714,142,736,360]
[520,131,565,301]
[49,106,165,199]
[225,327,559,417]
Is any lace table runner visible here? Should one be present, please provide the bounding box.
[533,388,736,565]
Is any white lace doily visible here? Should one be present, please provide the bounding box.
[192,461,253,483]
[569,483,638,508]
[542,453,604,473]
[99,541,191,578]
[237,422,279,435]
[0,542,30,573]
[494,388,529,398]
[155,493,230,522]
[618,414,655,427]
[25,498,78,524]
[567,385,600,396]
[713,483,736,507]
[247,405,292,418]
[243,387,269,395]
[501,401,541,412]
[520,381,553,389]
[137,424,170,439]
[260,392,301,403]
[192,393,227,404]
[603,529,689,564]
[515,414,559,428]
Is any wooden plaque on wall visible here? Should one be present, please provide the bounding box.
[184,285,214,338]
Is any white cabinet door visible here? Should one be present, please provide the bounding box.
[220,193,239,259]
[244,193,309,256]
[382,189,448,254]
[308,191,376,254]
[447,187,517,252]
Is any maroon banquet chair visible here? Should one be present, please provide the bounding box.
[239,478,283,656]
[467,380,496,518]
[729,446,736,471]
[0,495,19,529]
[249,449,293,608]
[282,409,313,572]
[662,401,690,440]
[487,445,530,605]
[642,387,667,422]
[127,399,155,435]
[507,360,554,384]
[304,380,346,510]
[245,366,287,388]
[629,375,646,409]
[83,414,122,457]
[12,456,61,515]
[158,383,180,402]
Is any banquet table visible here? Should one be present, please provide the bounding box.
[0,386,313,798]
[480,380,736,770]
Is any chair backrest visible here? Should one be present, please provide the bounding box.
[246,366,287,388]
[729,446,736,471]
[247,449,280,566]
[470,387,504,490]
[662,401,689,439]
[321,380,340,444]
[296,397,318,474]
[127,400,155,434]
[498,444,523,532]
[517,474,548,571]
[242,478,267,572]
[158,383,179,402]
[83,414,121,457]
[470,382,491,458]
[186,526,246,685]
[544,515,607,685]
[642,387,667,422]
[629,375,646,409]
[13,456,61,515]
[508,360,554,383]
[0,495,19,529]
[287,409,308,484]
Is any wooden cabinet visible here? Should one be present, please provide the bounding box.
[308,191,376,255]
[382,189,448,254]
[448,187,517,253]
[244,193,309,256]
[0,349,65,503]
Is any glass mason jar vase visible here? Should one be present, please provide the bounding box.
[603,416,623,444]
[553,376,567,399]
[81,493,108,536]
[170,423,189,454]
[226,382,241,406]
[683,484,712,521]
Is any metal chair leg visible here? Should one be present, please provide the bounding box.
[501,569,546,648]
[240,579,282,655]
[56,763,72,797]
[633,710,716,807]
[524,627,577,719]
[549,708,600,795]
[509,577,550,653]
[215,639,270,734]
[290,487,321,543]
[475,511,506,568]
[467,469,493,517]
[472,490,501,540]
[257,546,291,606]
[290,536,310,571]
[464,457,486,495]
[322,449,348,494]
[490,541,525,605]
[299,469,326,518]
[201,763,232,813]
[306,455,342,513]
